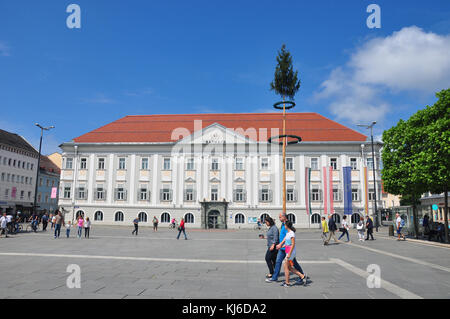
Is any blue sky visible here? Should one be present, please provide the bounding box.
[1,0,449,154]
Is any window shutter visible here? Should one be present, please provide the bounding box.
[294,189,298,202]
[193,189,197,201]
[160,189,163,201]
[268,190,273,202]
[259,189,262,202]
[233,190,236,202]
[319,189,323,201]
[124,190,128,201]
[169,189,173,201]
[114,189,117,200]
[184,190,187,201]
[243,190,247,202]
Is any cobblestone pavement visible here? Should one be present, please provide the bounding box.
[0,225,449,299]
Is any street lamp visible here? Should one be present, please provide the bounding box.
[357,122,379,231]
[33,124,55,217]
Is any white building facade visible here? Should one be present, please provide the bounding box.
[0,129,39,215]
[58,113,382,229]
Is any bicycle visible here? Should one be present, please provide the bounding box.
[8,223,22,234]
[169,222,178,230]
[25,222,40,233]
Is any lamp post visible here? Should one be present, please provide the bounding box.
[33,124,55,217]
[357,122,379,231]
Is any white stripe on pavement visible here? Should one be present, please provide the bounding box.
[330,258,423,299]
[0,252,335,265]
[345,242,450,273]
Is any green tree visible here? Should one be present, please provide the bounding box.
[270,44,301,100]
[383,88,450,241]
[409,89,450,242]
[382,119,426,238]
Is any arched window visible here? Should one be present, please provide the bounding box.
[184,213,194,224]
[161,212,170,223]
[287,213,296,224]
[235,213,245,224]
[351,213,361,223]
[260,213,270,223]
[94,211,103,221]
[76,210,84,219]
[115,211,124,222]
[332,214,341,224]
[138,212,148,223]
[311,213,321,224]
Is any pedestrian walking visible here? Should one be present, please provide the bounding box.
[51,214,56,230]
[423,214,430,236]
[0,212,9,238]
[77,216,84,238]
[357,218,365,241]
[54,211,65,239]
[132,216,139,236]
[279,221,305,287]
[324,214,340,245]
[321,216,329,245]
[65,221,72,238]
[84,217,91,238]
[264,216,279,279]
[266,213,307,285]
[176,218,188,240]
[338,215,351,242]
[395,213,405,241]
[153,216,158,232]
[42,213,48,231]
[366,216,375,240]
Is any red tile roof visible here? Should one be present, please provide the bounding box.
[73,113,367,143]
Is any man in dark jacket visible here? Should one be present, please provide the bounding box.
[366,216,375,240]
[325,214,339,245]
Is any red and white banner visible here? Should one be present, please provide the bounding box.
[322,166,333,215]
[51,187,58,199]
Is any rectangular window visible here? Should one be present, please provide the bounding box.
[77,187,86,200]
[116,186,126,200]
[352,188,360,201]
[80,158,87,170]
[234,187,245,202]
[330,158,337,170]
[368,188,375,201]
[18,160,21,168]
[11,174,15,183]
[45,194,49,203]
[286,158,294,170]
[20,191,25,200]
[65,158,73,169]
[185,188,194,201]
[311,188,321,201]
[261,158,269,170]
[350,158,357,170]
[7,173,10,182]
[333,188,341,201]
[161,187,172,201]
[98,158,105,170]
[186,158,194,170]
[139,187,148,201]
[4,189,9,199]
[235,158,244,170]
[22,161,25,169]
[28,191,31,199]
[1,173,4,181]
[311,158,319,170]
[118,158,126,170]
[163,158,171,170]
[141,158,149,170]
[367,158,374,170]
[286,187,296,202]
[26,162,29,169]
[64,187,71,199]
[39,178,42,186]
[31,164,34,171]
[46,179,49,187]
[211,188,218,201]
[96,186,105,200]
[211,158,219,171]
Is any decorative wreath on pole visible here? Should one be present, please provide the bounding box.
[268,134,302,145]
[273,101,296,110]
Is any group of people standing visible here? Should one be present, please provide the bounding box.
[264,213,308,287]
[321,214,375,245]
[131,216,187,239]
[52,213,91,239]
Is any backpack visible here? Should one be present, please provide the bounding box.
[400,219,406,227]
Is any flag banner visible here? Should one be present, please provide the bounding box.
[343,166,353,215]
[11,187,17,199]
[329,166,334,214]
[51,187,58,199]
[305,167,311,215]
[322,166,334,215]
[364,166,369,216]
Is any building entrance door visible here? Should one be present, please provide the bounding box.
[208,210,220,229]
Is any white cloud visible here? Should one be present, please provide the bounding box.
[82,93,117,104]
[315,26,450,124]
[0,41,11,56]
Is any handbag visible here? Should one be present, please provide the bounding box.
[339,227,345,232]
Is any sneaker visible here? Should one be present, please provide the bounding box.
[296,278,304,285]
[281,282,291,288]
[265,278,276,283]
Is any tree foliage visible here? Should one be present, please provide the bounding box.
[270,44,301,100]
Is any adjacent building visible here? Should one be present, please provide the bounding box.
[59,113,383,228]
[0,129,39,215]
[36,155,61,214]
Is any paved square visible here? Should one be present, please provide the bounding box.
[1,226,449,299]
